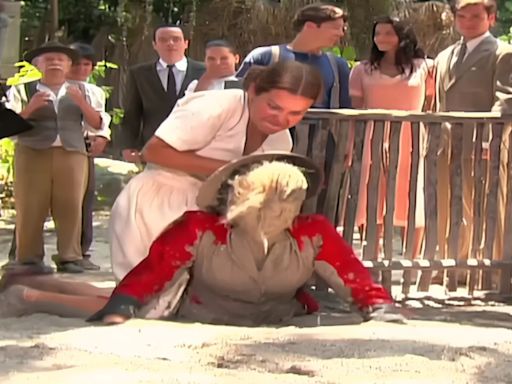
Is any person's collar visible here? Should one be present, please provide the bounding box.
[37,80,69,97]
[286,42,323,56]
[288,34,327,55]
[37,80,68,90]
[158,56,188,71]
[463,30,492,51]
[220,75,237,81]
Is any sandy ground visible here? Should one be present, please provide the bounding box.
[0,160,511,383]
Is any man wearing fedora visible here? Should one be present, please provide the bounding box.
[5,41,105,274]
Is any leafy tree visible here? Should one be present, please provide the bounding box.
[498,0,512,41]
[345,0,394,59]
[20,0,197,46]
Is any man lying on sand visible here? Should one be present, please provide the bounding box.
[0,153,405,325]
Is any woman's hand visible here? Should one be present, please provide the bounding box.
[361,303,408,324]
[102,314,129,325]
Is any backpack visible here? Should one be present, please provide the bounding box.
[268,45,341,109]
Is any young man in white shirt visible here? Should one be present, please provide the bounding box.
[67,42,112,270]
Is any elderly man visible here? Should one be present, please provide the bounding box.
[6,41,103,274]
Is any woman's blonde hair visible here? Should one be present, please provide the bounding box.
[226,161,308,222]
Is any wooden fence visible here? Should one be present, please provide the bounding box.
[295,109,512,297]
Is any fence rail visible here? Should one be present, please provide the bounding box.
[295,109,512,297]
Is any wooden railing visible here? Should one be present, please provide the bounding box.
[295,109,512,296]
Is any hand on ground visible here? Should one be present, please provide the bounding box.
[103,314,128,325]
[362,303,409,324]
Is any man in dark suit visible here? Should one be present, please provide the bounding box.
[120,24,205,163]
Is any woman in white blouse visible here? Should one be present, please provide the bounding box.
[110,61,323,281]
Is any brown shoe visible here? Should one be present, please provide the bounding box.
[77,258,100,271]
[51,255,85,274]
[2,261,54,276]
[54,261,84,274]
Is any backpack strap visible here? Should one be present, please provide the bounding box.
[270,45,280,65]
[223,79,244,89]
[325,52,340,109]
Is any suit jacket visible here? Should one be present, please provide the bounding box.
[435,35,512,113]
[120,58,205,150]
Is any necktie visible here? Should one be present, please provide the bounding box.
[167,64,177,102]
[450,41,467,77]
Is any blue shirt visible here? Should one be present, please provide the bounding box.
[236,44,352,109]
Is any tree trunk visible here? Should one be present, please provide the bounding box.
[49,0,59,40]
[345,0,394,59]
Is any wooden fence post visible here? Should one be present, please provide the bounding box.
[418,122,441,291]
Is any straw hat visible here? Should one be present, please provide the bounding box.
[196,152,323,210]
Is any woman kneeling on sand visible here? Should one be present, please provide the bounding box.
[0,153,404,325]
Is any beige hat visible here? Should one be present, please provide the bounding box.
[196,152,323,210]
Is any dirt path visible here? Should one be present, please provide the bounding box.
[0,195,511,383]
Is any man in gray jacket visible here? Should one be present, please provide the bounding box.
[435,0,512,268]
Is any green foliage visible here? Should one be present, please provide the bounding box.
[498,0,512,42]
[6,62,42,86]
[0,139,15,183]
[0,139,15,209]
[110,108,125,125]
[20,0,196,44]
[499,27,512,43]
[20,0,119,44]
[20,0,48,48]
[89,60,119,99]
[326,46,358,68]
[1,62,41,209]
[87,60,125,125]
[59,0,118,41]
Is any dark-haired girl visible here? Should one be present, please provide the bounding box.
[349,16,435,261]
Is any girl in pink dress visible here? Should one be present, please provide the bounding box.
[349,16,435,260]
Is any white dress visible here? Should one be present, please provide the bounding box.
[110,89,293,281]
